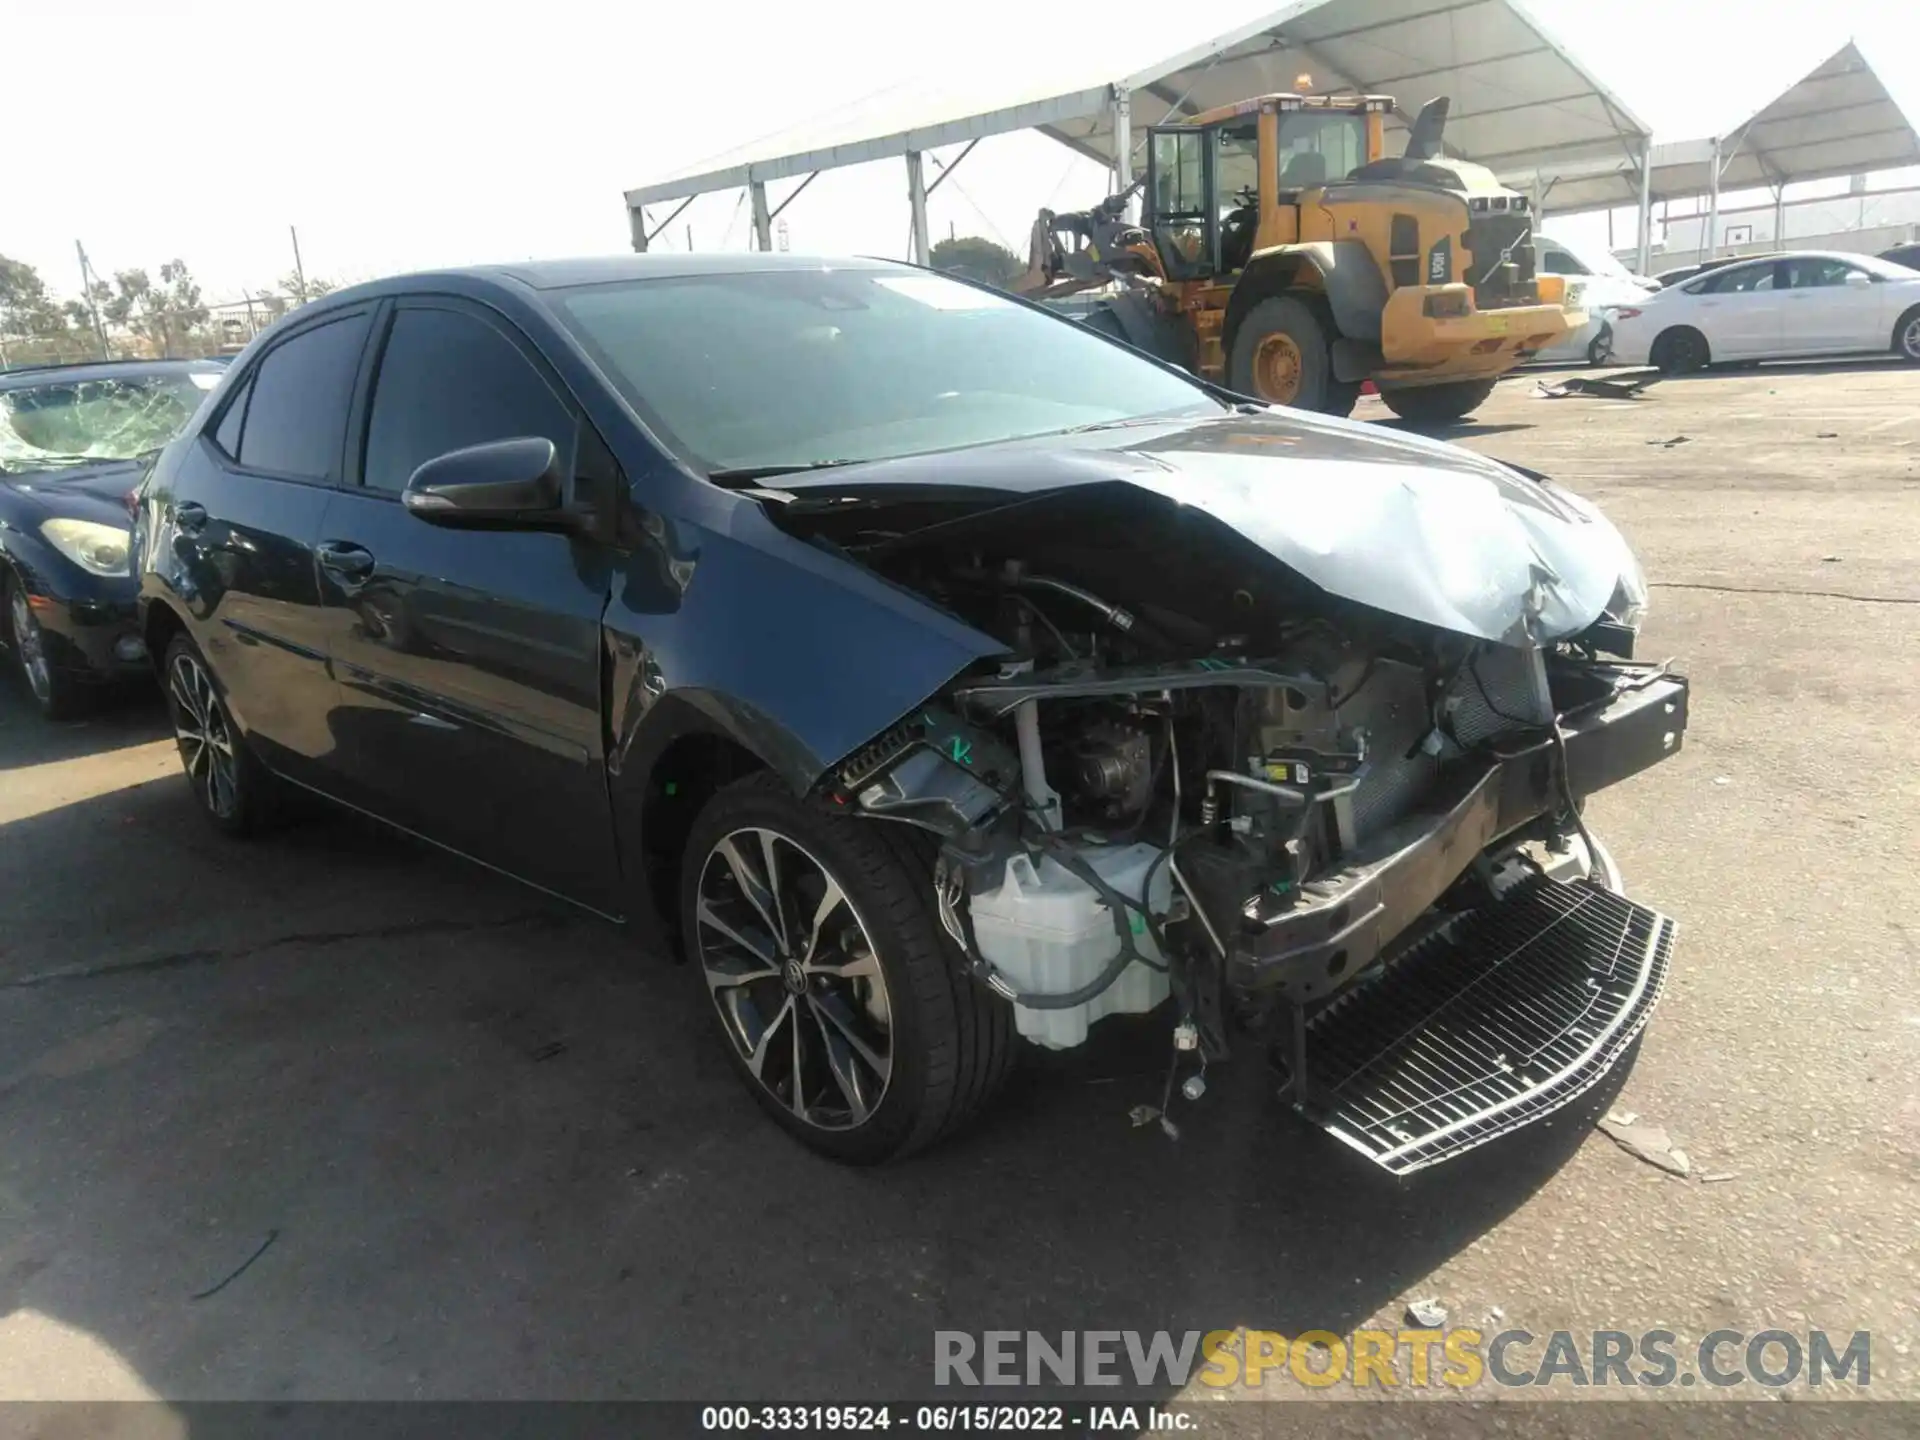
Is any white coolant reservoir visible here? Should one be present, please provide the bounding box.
[967,841,1173,1050]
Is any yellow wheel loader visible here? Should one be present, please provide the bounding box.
[1013,93,1581,422]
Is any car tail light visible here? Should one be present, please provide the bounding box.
[124,487,140,520]
[1613,307,1643,321]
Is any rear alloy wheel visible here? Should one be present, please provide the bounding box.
[682,772,1013,1162]
[6,575,84,721]
[1228,295,1360,417]
[163,633,273,835]
[1894,307,1920,364]
[1651,326,1710,374]
[1378,378,1499,426]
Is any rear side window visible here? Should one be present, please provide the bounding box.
[1690,263,1776,295]
[234,312,371,479]
[361,307,572,493]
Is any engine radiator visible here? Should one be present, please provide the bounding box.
[1281,877,1675,1175]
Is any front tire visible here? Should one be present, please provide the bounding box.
[6,574,87,721]
[162,632,276,836]
[1229,296,1359,416]
[1378,378,1498,425]
[681,772,1014,1163]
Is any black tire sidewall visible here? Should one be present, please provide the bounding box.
[1230,296,1333,410]
[1378,378,1497,424]
[1895,307,1920,363]
[1655,327,1708,373]
[5,572,81,721]
[678,774,955,1163]
[162,631,264,836]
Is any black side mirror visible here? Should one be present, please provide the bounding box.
[402,437,578,530]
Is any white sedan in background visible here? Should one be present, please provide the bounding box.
[1608,251,1920,371]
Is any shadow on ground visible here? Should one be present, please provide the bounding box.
[0,763,1629,1402]
[0,681,170,772]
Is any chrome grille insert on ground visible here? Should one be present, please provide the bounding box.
[1279,878,1675,1175]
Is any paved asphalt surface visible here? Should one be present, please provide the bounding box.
[1,362,1916,1418]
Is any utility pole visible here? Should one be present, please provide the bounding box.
[75,240,110,360]
[289,224,309,304]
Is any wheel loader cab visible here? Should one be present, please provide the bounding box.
[1144,97,1381,282]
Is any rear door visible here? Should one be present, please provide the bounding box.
[1684,260,1786,358]
[168,307,375,781]
[1780,256,1887,353]
[314,297,621,911]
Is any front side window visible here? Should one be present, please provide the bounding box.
[235,312,372,479]
[0,370,218,474]
[1784,257,1861,288]
[362,307,572,493]
[554,267,1220,475]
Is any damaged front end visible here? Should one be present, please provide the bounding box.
[768,418,1687,1173]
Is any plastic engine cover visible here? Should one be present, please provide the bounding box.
[967,842,1172,1049]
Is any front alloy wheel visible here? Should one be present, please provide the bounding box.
[680,773,1014,1162]
[697,827,893,1130]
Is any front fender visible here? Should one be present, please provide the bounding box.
[1232,240,1388,346]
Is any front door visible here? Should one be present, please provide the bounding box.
[314,298,621,912]
[1780,255,1889,354]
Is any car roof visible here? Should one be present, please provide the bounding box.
[0,356,225,389]
[320,252,915,304]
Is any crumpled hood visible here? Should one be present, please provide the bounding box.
[769,408,1641,646]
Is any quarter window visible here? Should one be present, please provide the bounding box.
[235,313,371,479]
[362,307,573,493]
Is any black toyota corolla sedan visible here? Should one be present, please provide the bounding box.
[2,358,223,717]
[135,255,1686,1167]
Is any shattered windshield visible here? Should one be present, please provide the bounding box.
[0,371,216,474]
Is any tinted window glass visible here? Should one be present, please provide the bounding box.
[211,374,251,457]
[1693,263,1776,295]
[362,307,572,493]
[237,313,370,479]
[1784,257,1860,288]
[554,269,1219,473]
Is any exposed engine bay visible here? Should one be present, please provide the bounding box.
[769,450,1686,1173]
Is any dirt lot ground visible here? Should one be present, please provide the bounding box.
[2,361,1917,1411]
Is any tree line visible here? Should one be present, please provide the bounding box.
[0,253,335,368]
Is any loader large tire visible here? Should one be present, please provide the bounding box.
[1378,378,1498,426]
[1229,296,1359,417]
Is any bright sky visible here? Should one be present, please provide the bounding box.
[5,0,1918,303]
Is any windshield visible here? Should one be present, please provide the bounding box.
[0,371,217,474]
[552,268,1222,474]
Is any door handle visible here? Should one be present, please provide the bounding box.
[317,541,377,579]
[175,501,208,533]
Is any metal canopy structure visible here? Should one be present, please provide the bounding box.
[1501,43,1920,235]
[624,0,1655,265]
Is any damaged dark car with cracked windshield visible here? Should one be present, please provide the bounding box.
[135,255,1686,1169]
